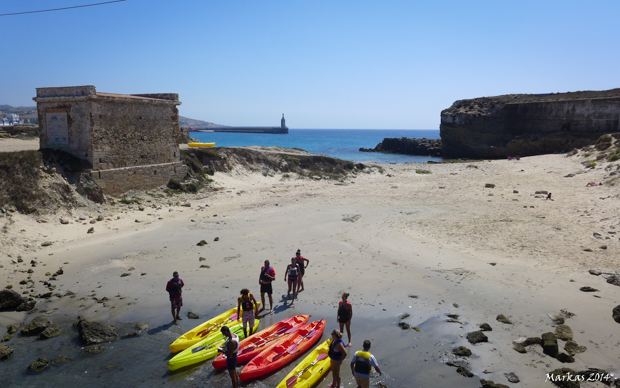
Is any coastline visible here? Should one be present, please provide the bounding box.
[1,139,620,387]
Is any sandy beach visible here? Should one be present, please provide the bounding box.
[1,139,619,387]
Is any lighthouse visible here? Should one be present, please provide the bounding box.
[281,114,286,129]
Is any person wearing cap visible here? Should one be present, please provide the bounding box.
[258,260,275,314]
[218,325,240,388]
[166,271,184,325]
[350,340,382,388]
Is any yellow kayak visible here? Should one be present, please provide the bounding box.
[276,339,331,388]
[169,302,260,353]
[188,142,215,148]
[168,318,260,371]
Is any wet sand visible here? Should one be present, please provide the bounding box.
[1,145,620,387]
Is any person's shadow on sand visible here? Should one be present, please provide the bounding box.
[147,321,175,335]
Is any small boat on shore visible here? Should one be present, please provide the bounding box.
[188,142,215,148]
[276,338,331,388]
[212,314,310,369]
[239,319,325,382]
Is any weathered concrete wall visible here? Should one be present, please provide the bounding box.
[90,162,187,196]
[33,85,186,195]
[440,90,620,158]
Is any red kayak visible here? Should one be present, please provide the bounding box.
[212,314,310,369]
[239,319,326,382]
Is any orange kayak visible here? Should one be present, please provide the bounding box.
[239,319,326,382]
[212,314,310,369]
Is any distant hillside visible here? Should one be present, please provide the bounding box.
[179,116,227,129]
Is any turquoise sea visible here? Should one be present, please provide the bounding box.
[192,129,441,164]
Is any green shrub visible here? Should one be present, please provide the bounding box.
[416,169,431,174]
[345,161,355,170]
[119,198,135,205]
[608,154,620,162]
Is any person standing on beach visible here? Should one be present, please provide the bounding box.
[328,329,348,388]
[237,288,258,337]
[166,271,184,325]
[294,249,309,293]
[218,326,239,388]
[337,293,353,346]
[350,340,382,388]
[258,260,275,315]
[285,257,301,304]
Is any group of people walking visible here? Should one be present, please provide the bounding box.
[165,249,382,388]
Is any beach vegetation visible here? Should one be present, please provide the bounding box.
[345,161,355,170]
[6,285,12,289]
[583,153,591,157]
[608,154,619,162]
[292,147,306,152]
[416,169,431,174]
[168,150,214,193]
[281,173,291,180]
[467,164,479,169]
[119,198,135,205]
[584,160,597,168]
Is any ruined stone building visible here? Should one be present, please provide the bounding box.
[33,85,187,195]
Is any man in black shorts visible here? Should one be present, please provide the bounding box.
[259,260,275,314]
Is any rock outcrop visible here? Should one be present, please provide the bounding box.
[440,89,620,159]
[0,289,36,311]
[77,318,118,344]
[359,137,442,157]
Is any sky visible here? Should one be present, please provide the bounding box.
[1,1,619,129]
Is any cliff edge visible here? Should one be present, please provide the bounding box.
[440,89,620,158]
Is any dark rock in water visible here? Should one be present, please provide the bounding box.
[579,286,599,292]
[547,367,580,388]
[607,275,620,286]
[135,323,149,330]
[556,352,575,363]
[479,323,493,331]
[453,346,472,357]
[408,294,418,299]
[447,314,460,319]
[77,319,118,344]
[555,324,573,341]
[542,332,559,357]
[39,323,65,339]
[467,331,488,344]
[17,299,36,311]
[359,137,442,157]
[480,379,509,388]
[121,331,140,338]
[120,273,130,277]
[496,314,512,324]
[0,344,14,360]
[398,322,410,330]
[83,344,106,354]
[551,315,565,325]
[0,289,31,311]
[7,322,24,334]
[399,313,410,320]
[504,372,520,383]
[21,316,52,336]
[564,340,586,356]
[187,312,200,319]
[457,366,474,378]
[51,355,73,364]
[28,357,51,372]
[613,305,620,324]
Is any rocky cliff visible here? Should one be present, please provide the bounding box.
[440,89,620,159]
[359,137,442,157]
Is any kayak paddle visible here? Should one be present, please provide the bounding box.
[273,319,323,360]
[238,326,299,355]
[286,353,329,387]
[197,313,239,338]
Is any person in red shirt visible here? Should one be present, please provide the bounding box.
[166,271,184,325]
[258,260,276,315]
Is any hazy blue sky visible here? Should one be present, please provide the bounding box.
[2,1,619,129]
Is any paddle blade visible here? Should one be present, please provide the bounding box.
[286,343,298,355]
[285,325,300,334]
[306,329,319,339]
[316,353,328,361]
[286,375,299,388]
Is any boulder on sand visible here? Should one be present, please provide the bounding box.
[21,316,52,336]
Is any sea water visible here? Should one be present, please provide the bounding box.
[191,129,442,164]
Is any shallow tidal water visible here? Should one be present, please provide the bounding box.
[1,302,483,388]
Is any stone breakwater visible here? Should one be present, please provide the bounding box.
[440,89,620,159]
[359,137,442,157]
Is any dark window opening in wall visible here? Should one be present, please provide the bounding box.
[84,153,88,157]
[154,170,157,175]
[99,159,103,163]
[174,152,176,157]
